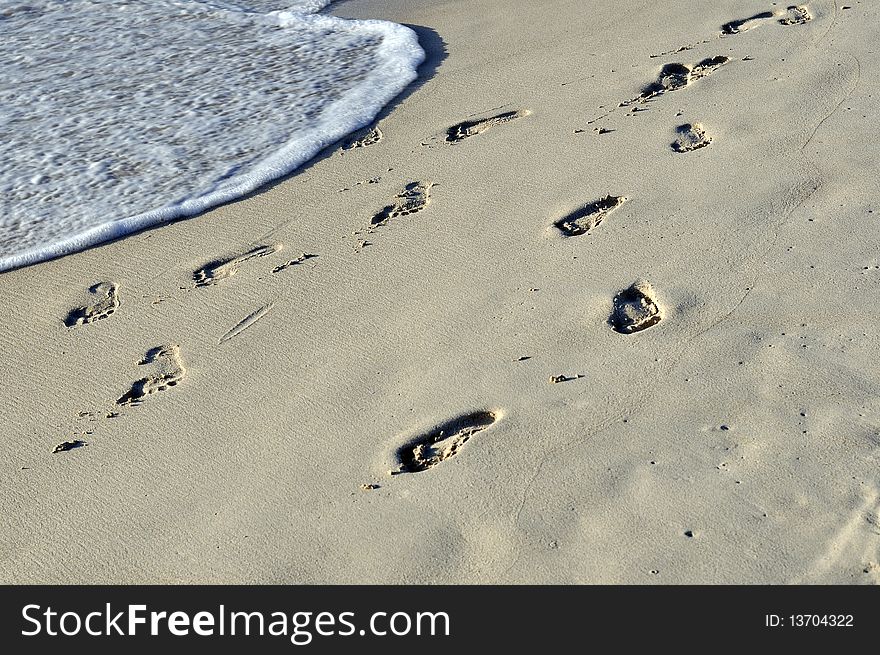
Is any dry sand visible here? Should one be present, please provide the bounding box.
[2,0,879,583]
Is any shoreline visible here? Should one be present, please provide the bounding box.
[0,2,423,273]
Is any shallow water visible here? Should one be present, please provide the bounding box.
[0,0,423,271]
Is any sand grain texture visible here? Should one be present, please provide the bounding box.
[1,0,879,584]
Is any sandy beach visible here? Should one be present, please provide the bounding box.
[2,0,879,584]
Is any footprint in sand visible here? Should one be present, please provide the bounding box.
[635,56,730,103]
[64,282,120,327]
[778,5,812,26]
[609,281,663,334]
[193,244,280,287]
[722,11,776,34]
[371,182,433,227]
[393,410,499,473]
[722,5,811,33]
[445,110,530,143]
[689,56,731,80]
[342,126,383,151]
[672,123,712,152]
[117,344,185,406]
[52,439,87,454]
[642,63,691,98]
[554,195,627,237]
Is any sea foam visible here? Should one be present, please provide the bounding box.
[0,0,424,271]
[210,1,334,12]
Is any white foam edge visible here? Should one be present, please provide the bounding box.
[0,11,424,272]
[198,1,333,14]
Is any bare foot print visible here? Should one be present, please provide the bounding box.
[637,56,730,102]
[64,282,120,327]
[193,244,280,288]
[549,374,584,384]
[445,110,530,143]
[722,5,810,34]
[778,5,811,26]
[343,126,383,150]
[554,195,627,237]
[640,63,691,99]
[117,345,186,406]
[609,281,663,334]
[672,123,712,152]
[722,11,775,34]
[689,56,731,81]
[371,182,433,227]
[394,410,499,473]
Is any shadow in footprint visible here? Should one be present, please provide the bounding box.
[53,439,87,454]
[394,410,499,473]
[722,11,774,34]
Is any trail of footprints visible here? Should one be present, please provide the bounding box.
[390,3,816,474]
[589,3,810,125]
[52,94,656,464]
[52,344,186,453]
[55,4,814,477]
[56,240,296,453]
[722,5,811,34]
